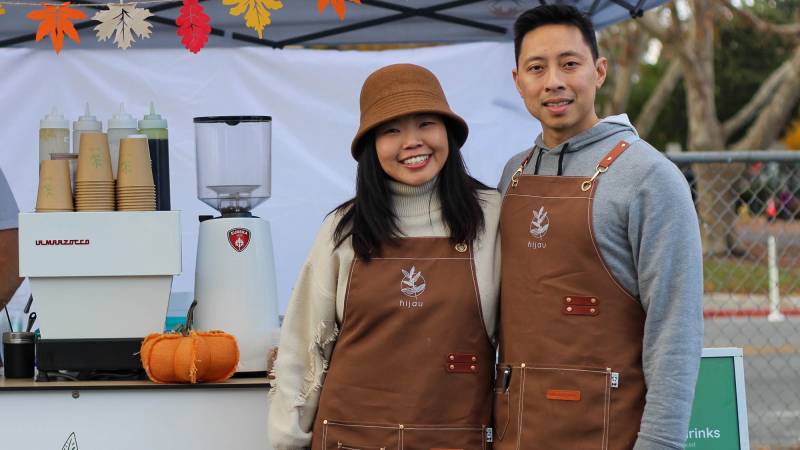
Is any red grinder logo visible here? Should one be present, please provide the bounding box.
[227,228,251,252]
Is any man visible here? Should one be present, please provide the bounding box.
[0,166,23,310]
[495,5,703,450]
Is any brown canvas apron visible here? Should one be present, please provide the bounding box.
[311,237,494,450]
[494,141,646,450]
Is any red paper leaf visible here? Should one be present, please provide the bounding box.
[176,0,211,53]
[26,3,87,54]
[317,0,361,20]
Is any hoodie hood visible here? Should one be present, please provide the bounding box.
[534,114,640,155]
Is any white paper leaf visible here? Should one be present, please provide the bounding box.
[62,433,78,450]
[93,3,153,49]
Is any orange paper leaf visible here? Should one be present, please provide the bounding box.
[26,3,87,54]
[317,0,361,20]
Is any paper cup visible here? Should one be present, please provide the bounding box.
[76,132,113,182]
[36,160,73,212]
[117,137,154,188]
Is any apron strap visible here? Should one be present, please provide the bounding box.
[510,147,538,188]
[581,140,632,192]
[598,140,632,169]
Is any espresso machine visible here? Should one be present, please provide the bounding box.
[18,211,181,376]
[192,116,280,375]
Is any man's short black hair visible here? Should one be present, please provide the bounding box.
[513,4,599,64]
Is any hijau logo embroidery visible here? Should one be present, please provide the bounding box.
[528,206,549,249]
[400,266,426,308]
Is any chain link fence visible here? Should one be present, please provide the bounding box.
[667,151,800,449]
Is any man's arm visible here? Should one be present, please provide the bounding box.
[630,160,704,450]
[0,228,23,310]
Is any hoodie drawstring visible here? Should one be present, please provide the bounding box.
[557,143,568,176]
[534,143,569,176]
[533,148,545,175]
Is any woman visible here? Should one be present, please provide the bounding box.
[268,63,501,450]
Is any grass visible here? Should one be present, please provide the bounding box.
[704,258,800,294]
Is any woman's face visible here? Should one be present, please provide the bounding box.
[374,114,449,186]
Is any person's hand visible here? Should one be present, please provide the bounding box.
[266,346,279,381]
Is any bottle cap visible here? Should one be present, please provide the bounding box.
[73,102,103,132]
[40,106,69,129]
[108,103,138,130]
[138,101,168,129]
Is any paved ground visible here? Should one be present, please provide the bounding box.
[704,316,800,449]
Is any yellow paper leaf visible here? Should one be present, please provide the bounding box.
[92,3,153,50]
[0,4,6,16]
[223,0,283,39]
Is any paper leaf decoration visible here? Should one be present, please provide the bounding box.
[92,3,153,49]
[26,3,87,54]
[317,0,361,20]
[222,0,283,39]
[0,4,6,16]
[176,0,211,53]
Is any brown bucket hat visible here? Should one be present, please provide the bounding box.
[351,63,469,159]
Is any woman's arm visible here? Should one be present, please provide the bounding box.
[268,216,343,450]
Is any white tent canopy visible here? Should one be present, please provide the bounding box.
[0,0,668,49]
[0,1,667,317]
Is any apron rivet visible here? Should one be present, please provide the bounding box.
[471,356,477,362]
[566,297,572,303]
[566,306,573,312]
[323,420,328,424]
[590,308,596,313]
[470,365,476,371]
[521,363,526,368]
[399,424,404,430]
[449,354,455,360]
[591,298,597,304]
[455,243,468,253]
[449,364,455,370]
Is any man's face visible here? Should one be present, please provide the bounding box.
[512,24,607,147]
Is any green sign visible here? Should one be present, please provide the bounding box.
[686,348,749,450]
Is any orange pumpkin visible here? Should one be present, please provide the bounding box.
[140,330,239,384]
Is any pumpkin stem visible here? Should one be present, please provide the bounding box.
[181,300,198,336]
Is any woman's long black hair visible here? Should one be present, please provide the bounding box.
[332,121,489,261]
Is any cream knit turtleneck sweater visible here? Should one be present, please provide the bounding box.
[267,179,502,450]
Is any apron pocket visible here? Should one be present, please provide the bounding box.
[519,365,611,450]
[322,420,400,450]
[493,365,513,442]
[401,424,486,450]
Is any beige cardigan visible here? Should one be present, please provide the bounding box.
[267,179,502,450]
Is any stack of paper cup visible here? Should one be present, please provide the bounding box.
[35,160,74,212]
[49,153,78,192]
[116,136,155,211]
[75,132,114,212]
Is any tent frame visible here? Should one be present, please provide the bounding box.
[0,0,647,48]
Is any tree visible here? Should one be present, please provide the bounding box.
[599,0,800,255]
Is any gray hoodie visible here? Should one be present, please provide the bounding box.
[498,114,704,450]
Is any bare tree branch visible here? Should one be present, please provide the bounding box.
[732,44,800,150]
[638,11,671,43]
[602,23,647,116]
[639,9,693,64]
[668,2,683,37]
[722,62,791,140]
[715,0,800,43]
[635,59,683,138]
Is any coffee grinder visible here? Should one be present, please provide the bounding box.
[193,116,280,375]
